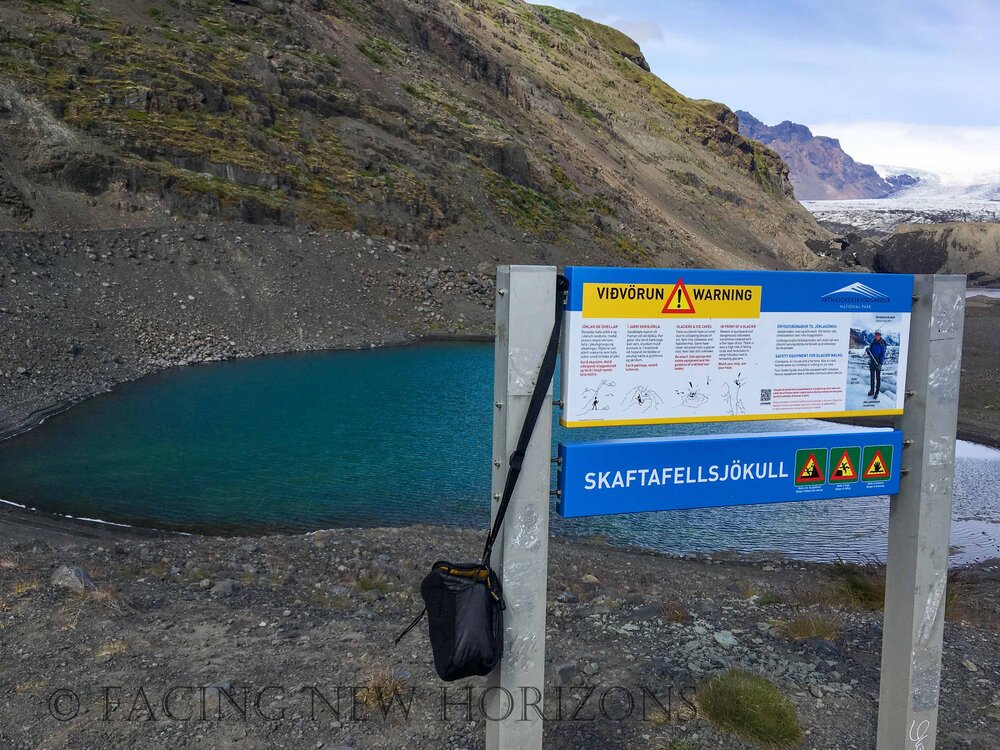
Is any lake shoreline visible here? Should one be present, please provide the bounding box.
[0,224,505,448]
[0,335,997,563]
[5,333,1000,450]
[0,331,495,444]
[3,222,1000,450]
[2,497,997,570]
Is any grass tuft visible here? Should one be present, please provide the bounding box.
[357,36,400,67]
[697,669,804,749]
[95,640,128,658]
[59,585,134,629]
[663,602,691,623]
[356,667,405,710]
[781,613,840,641]
[304,588,350,610]
[12,579,39,596]
[15,678,51,694]
[946,570,1000,632]
[832,559,885,610]
[355,573,390,594]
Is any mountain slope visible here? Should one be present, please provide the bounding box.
[0,0,825,269]
[736,111,905,201]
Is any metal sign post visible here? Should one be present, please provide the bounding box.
[484,266,963,750]
[876,274,965,750]
[486,265,556,750]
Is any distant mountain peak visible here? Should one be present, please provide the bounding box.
[736,112,813,143]
[735,111,919,201]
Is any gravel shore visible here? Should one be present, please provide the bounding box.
[0,224,528,439]
[1,510,998,750]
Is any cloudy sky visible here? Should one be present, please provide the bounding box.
[546,0,1000,180]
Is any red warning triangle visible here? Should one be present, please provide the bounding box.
[863,450,890,480]
[832,450,858,481]
[662,279,696,314]
[797,453,825,483]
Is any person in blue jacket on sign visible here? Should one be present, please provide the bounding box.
[866,331,886,399]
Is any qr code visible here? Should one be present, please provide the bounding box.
[760,388,772,404]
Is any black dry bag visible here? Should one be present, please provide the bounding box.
[418,562,504,681]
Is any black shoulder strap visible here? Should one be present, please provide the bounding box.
[481,274,568,567]
[393,607,426,645]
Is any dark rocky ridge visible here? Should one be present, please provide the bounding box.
[808,221,1000,287]
[736,111,916,201]
[800,222,1000,448]
[873,223,1000,282]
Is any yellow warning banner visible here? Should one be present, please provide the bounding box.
[582,281,761,319]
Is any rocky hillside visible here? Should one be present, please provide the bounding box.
[736,111,909,201]
[0,0,825,269]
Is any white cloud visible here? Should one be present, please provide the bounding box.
[548,0,1000,129]
[807,121,1000,184]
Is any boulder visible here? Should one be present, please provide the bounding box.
[547,660,579,685]
[209,579,238,596]
[50,565,96,592]
[713,630,738,649]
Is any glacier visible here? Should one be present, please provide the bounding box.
[802,166,1000,233]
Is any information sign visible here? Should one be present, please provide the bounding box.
[560,267,914,426]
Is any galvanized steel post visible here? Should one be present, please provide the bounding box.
[486,265,556,750]
[877,274,965,750]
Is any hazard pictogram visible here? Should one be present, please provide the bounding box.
[863,450,891,480]
[829,447,860,483]
[796,453,825,483]
[661,279,696,314]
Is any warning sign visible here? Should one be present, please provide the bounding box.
[662,280,695,314]
[862,446,893,481]
[794,449,827,485]
[561,267,913,427]
[558,428,904,516]
[829,447,860,483]
[581,281,761,319]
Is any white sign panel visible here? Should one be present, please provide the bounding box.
[560,267,914,427]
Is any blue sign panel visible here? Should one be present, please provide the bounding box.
[556,429,904,518]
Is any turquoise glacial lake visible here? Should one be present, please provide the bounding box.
[1,342,998,563]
